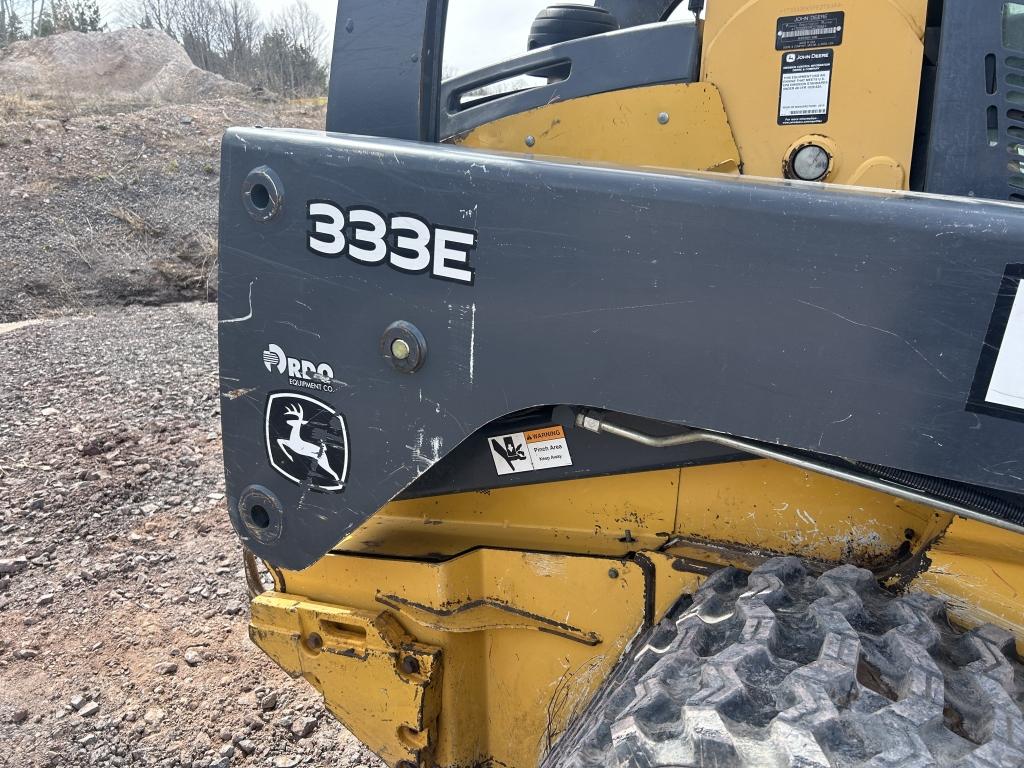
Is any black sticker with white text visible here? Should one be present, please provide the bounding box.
[779,49,834,126]
[968,264,1024,423]
[776,12,844,50]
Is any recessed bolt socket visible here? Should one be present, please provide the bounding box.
[238,485,284,544]
[242,165,284,222]
[401,656,420,675]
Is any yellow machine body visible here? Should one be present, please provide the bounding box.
[246,2,1024,766]
[459,0,927,190]
[701,0,927,186]
[253,459,1024,767]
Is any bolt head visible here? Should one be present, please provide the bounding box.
[391,338,412,361]
[525,135,536,147]
[657,112,670,125]
[608,568,620,579]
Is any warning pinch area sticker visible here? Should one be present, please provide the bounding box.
[968,264,1024,422]
[489,425,573,476]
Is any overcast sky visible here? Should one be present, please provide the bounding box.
[97,1,594,74]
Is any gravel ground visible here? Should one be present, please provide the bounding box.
[0,304,383,768]
[0,96,325,323]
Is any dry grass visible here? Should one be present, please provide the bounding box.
[0,88,165,123]
[109,206,167,238]
[0,92,61,118]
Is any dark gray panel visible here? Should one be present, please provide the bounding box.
[924,0,1024,201]
[219,129,1024,569]
[327,0,447,140]
[440,22,699,139]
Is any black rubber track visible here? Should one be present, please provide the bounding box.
[544,558,1024,768]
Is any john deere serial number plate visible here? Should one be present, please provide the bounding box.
[776,12,845,51]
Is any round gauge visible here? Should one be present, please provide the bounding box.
[789,144,832,182]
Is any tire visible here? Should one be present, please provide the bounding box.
[544,557,1024,768]
[528,5,620,51]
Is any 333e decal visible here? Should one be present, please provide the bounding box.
[306,200,478,285]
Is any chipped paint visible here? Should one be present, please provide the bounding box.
[223,387,257,401]
[915,518,1024,652]
[525,553,567,578]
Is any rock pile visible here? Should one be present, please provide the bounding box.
[0,29,248,104]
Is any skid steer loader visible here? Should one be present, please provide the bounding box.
[218,1,1024,765]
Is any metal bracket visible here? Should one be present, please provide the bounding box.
[250,594,442,767]
[377,593,602,645]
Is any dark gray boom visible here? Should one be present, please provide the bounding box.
[219,127,1024,570]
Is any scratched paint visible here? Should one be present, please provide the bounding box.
[407,427,443,475]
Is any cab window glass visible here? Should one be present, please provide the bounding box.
[1006,3,1024,52]
[443,0,595,76]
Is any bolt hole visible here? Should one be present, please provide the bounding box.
[305,633,323,652]
[250,504,270,529]
[249,183,271,211]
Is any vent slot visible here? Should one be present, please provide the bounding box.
[988,53,999,93]
[1008,56,1024,70]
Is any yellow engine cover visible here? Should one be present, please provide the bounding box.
[702,0,928,188]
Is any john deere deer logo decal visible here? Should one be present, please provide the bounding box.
[265,393,348,492]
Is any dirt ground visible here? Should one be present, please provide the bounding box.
[0,95,325,324]
[0,27,387,768]
[0,306,383,768]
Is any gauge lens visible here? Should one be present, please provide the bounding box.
[792,145,831,181]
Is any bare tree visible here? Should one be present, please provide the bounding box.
[272,0,324,61]
[113,0,327,97]
[176,0,219,70]
[117,0,179,34]
[0,0,26,45]
[214,0,260,81]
